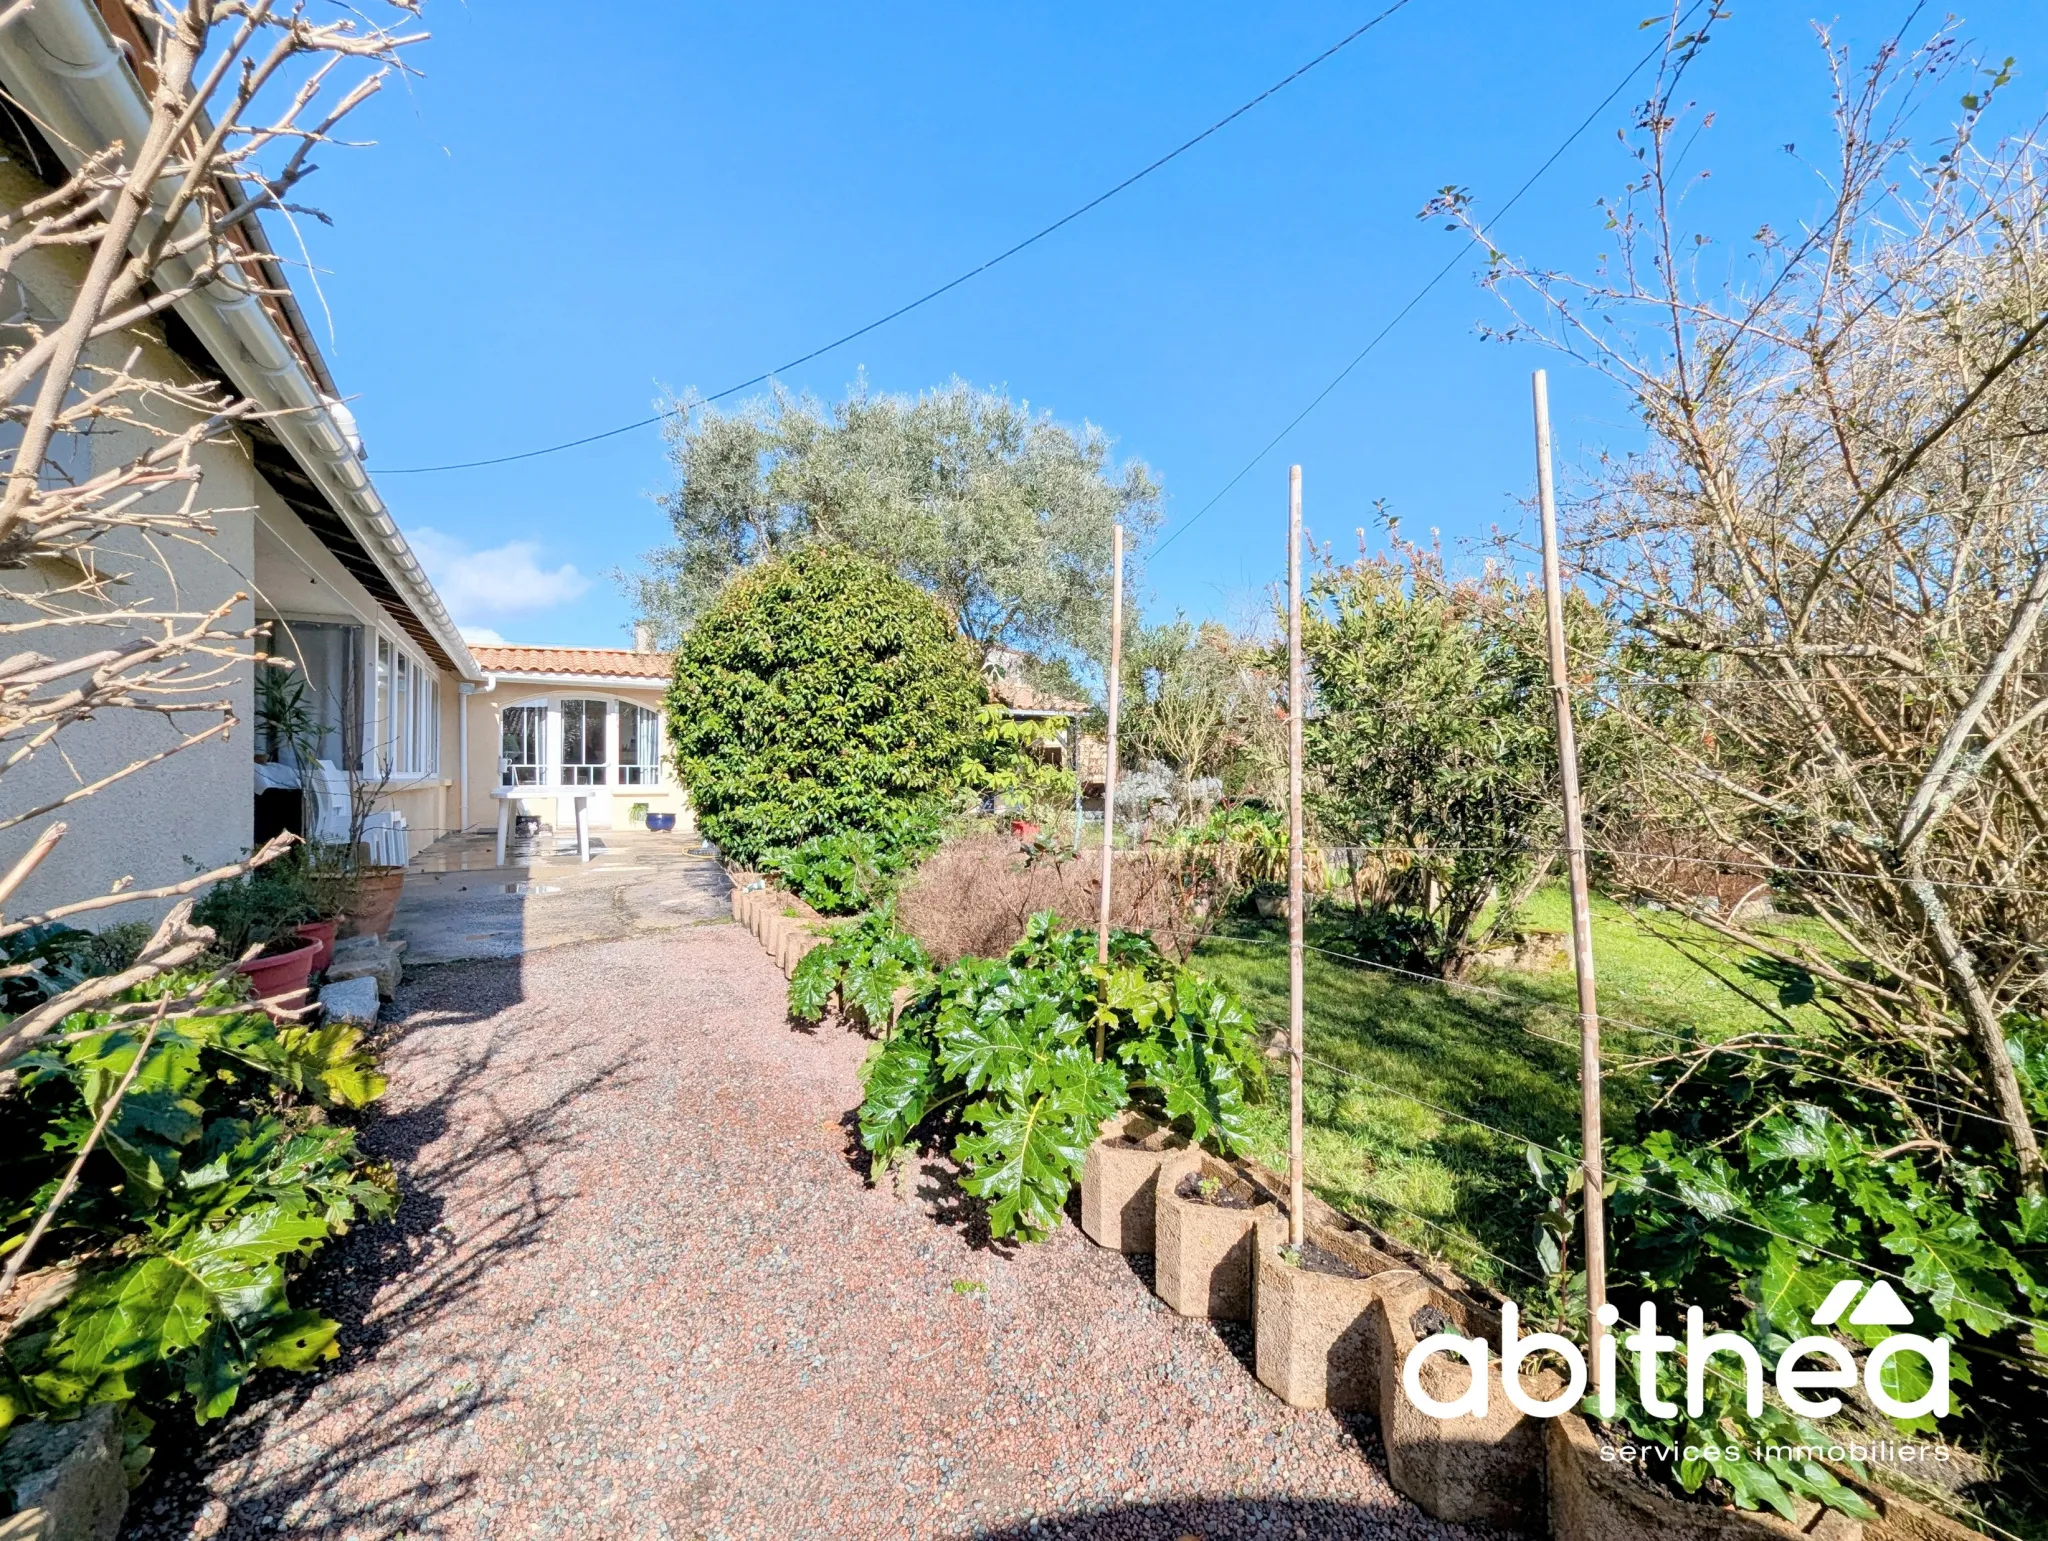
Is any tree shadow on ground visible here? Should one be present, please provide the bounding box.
[959,1484,1523,1540]
[124,956,642,1541]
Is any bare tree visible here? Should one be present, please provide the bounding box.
[0,0,421,1097]
[1440,12,2048,1189]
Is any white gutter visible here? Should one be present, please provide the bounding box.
[0,0,481,684]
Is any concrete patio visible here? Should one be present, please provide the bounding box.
[390,824,732,964]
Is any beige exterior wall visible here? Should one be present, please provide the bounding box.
[251,489,460,847]
[460,680,685,833]
[0,152,262,922]
[0,159,466,925]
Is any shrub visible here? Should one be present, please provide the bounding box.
[1304,534,1602,974]
[857,913,1266,1240]
[191,855,322,959]
[666,545,986,865]
[789,908,933,1029]
[762,803,942,916]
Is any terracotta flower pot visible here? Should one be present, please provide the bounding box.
[339,866,405,940]
[293,919,336,974]
[236,937,321,1011]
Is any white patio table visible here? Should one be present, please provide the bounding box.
[492,785,592,866]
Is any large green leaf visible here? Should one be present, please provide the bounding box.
[857,1034,936,1161]
[52,1204,332,1419]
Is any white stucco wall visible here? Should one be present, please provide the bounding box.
[0,153,462,927]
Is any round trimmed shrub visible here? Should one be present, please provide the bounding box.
[666,544,986,865]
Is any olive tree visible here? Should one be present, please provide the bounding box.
[626,379,1161,667]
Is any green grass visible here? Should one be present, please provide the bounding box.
[1190,887,1837,1289]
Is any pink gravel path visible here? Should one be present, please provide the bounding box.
[124,926,1505,1541]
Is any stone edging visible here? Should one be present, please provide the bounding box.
[1080,1127,1974,1541]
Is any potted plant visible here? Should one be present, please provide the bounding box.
[1153,1149,1278,1319]
[1253,1214,1415,1409]
[192,858,323,1009]
[336,762,404,939]
[1080,1110,1186,1252]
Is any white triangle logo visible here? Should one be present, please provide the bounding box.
[1846,1279,1914,1327]
[1811,1279,1862,1326]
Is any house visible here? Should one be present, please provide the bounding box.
[0,0,481,917]
[461,638,686,839]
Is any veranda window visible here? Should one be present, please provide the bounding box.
[500,703,544,786]
[619,703,659,786]
[561,699,607,785]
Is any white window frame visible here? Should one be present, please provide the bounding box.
[494,693,665,792]
[368,631,441,782]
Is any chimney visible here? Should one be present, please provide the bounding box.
[633,622,655,653]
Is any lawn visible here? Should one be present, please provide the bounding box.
[1189,886,1837,1290]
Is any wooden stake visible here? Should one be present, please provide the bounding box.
[1287,466,1306,1248]
[1095,525,1126,1043]
[1532,370,1608,1382]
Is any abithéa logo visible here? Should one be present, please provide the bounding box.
[1401,1278,1948,1423]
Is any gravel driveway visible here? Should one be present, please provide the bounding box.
[124,924,1500,1541]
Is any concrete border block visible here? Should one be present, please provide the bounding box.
[1080,1111,1186,1252]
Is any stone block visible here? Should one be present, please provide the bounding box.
[1080,1111,1185,1252]
[0,1406,126,1541]
[326,936,404,1000]
[1153,1149,1277,1319]
[318,975,381,1026]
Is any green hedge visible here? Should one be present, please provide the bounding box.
[666,545,985,865]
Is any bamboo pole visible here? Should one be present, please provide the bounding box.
[1095,525,1126,1045]
[1287,466,1306,1248]
[1531,369,1608,1384]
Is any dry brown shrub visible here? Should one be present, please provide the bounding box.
[896,836,1216,966]
[1593,822,1773,917]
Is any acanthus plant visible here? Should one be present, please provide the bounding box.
[0,968,392,1434]
[854,912,1266,1240]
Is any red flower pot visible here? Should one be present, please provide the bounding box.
[236,937,321,1011]
[294,919,336,974]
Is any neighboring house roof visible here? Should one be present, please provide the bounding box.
[0,0,479,680]
[986,667,1087,717]
[471,645,673,684]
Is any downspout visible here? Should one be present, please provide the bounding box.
[458,674,498,829]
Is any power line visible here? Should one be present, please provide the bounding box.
[1152,0,1713,559]
[382,2,1423,477]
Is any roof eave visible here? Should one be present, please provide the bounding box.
[0,0,482,682]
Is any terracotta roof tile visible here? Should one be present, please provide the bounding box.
[471,645,672,680]
[987,671,1086,715]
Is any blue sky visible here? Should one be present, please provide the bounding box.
[293,1,2046,648]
